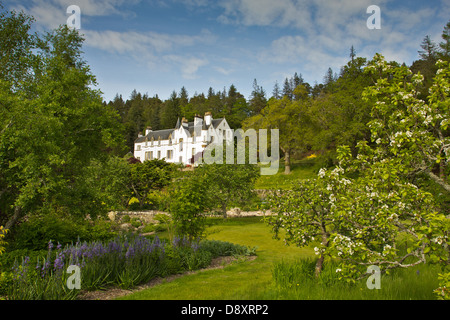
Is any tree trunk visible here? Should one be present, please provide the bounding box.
[284,148,291,175]
[4,206,22,230]
[222,203,228,219]
[315,254,325,278]
[315,224,329,278]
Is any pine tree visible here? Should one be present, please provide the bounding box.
[161,90,180,129]
[272,81,281,99]
[350,45,356,62]
[282,77,292,100]
[439,20,450,61]
[419,35,438,61]
[249,79,267,115]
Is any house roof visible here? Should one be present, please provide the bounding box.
[135,129,174,143]
[134,117,226,143]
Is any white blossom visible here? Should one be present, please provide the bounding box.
[318,168,326,178]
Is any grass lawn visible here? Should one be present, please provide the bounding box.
[117,217,313,300]
[255,158,319,190]
[117,217,441,300]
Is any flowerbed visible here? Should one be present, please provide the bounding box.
[1,235,255,300]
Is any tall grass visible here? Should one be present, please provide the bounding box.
[258,258,442,300]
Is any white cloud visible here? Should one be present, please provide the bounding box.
[83,29,214,78]
[218,0,313,31]
[164,55,209,79]
[9,0,140,29]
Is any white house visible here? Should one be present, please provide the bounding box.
[134,112,233,165]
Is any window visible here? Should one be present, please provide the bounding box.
[179,138,183,151]
[192,148,196,157]
[167,150,173,159]
[158,137,161,146]
[145,151,153,161]
[151,137,154,147]
[157,151,161,159]
[136,144,141,151]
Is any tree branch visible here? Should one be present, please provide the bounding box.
[426,170,450,193]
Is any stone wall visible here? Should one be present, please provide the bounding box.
[108,208,268,223]
[108,210,168,224]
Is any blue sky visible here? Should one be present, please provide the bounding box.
[8,0,450,102]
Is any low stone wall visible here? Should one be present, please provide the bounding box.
[108,210,168,224]
[108,208,269,223]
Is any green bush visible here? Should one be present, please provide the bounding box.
[199,240,257,258]
[0,271,14,296]
[10,214,89,251]
[0,249,49,271]
[9,214,118,251]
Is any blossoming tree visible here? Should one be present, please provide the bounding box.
[266,55,449,284]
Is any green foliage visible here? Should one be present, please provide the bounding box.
[265,55,450,282]
[129,159,177,209]
[199,239,257,257]
[272,258,341,289]
[169,173,208,241]
[3,234,251,299]
[194,156,260,217]
[434,272,450,300]
[9,214,118,251]
[0,226,7,256]
[0,10,126,230]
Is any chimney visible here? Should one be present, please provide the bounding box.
[138,132,144,138]
[204,112,212,126]
[145,127,152,135]
[194,114,202,127]
[181,117,188,128]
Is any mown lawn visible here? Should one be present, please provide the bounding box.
[117,217,313,300]
[118,217,441,300]
[255,158,319,190]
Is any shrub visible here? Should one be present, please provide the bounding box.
[121,215,131,223]
[10,214,89,251]
[199,240,257,258]
[10,215,118,251]
[0,227,7,256]
[435,272,450,300]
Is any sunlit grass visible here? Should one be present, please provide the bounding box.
[255,158,319,190]
[117,217,312,300]
[119,217,442,300]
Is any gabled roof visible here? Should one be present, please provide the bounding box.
[211,118,225,129]
[135,129,174,143]
[134,116,227,143]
